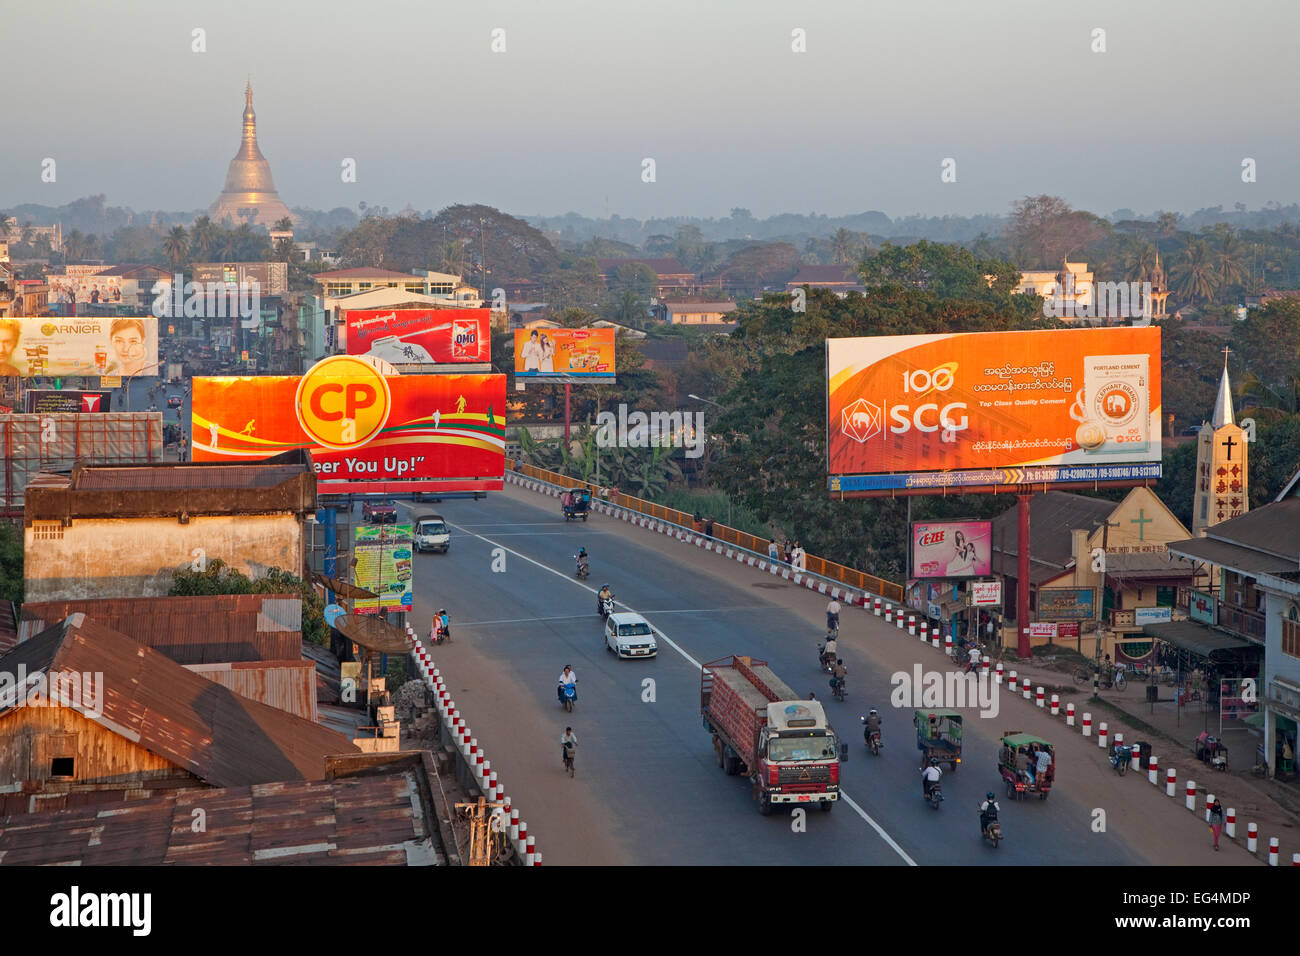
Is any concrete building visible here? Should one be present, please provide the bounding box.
[785,264,865,296]
[22,455,317,603]
[1167,470,1300,778]
[663,301,737,325]
[596,258,699,296]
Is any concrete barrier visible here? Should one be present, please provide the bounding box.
[1247,822,1257,853]
[1226,808,1236,839]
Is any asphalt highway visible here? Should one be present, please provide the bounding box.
[382,486,1217,866]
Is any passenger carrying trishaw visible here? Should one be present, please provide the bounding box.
[561,489,591,521]
[914,709,963,771]
[999,731,1055,800]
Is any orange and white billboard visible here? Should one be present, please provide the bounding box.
[827,327,1161,491]
[514,328,615,383]
[191,355,505,493]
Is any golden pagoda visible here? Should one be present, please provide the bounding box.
[208,82,293,228]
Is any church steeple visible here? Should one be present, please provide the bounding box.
[1212,347,1235,428]
[208,81,293,228]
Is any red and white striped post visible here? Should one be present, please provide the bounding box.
[1021,677,1030,699]
[874,597,882,616]
[1204,793,1215,823]
[897,611,905,630]
[509,806,520,841]
[1082,712,1092,737]
[534,852,543,867]
[1113,732,1124,753]
[919,623,928,644]
[525,835,536,865]
[1008,670,1018,692]
[884,605,893,623]
[1269,838,1279,866]
[1050,693,1059,715]
[1098,722,1108,749]
[996,662,1004,685]
[982,659,991,679]
[1130,745,1141,773]
[1066,702,1075,726]
[1165,765,1176,796]
[1247,822,1257,853]
[908,614,916,636]
[1225,808,1236,839]
[517,820,528,856]
[944,634,953,656]
[1185,780,1197,812]
[1293,853,1299,866]
[931,628,941,649]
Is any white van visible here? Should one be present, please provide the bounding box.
[414,515,450,553]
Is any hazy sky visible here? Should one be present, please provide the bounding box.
[4,0,1297,221]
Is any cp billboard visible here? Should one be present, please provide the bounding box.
[344,308,490,364]
[514,328,615,383]
[190,355,505,493]
[911,520,992,578]
[827,327,1161,491]
[0,317,159,378]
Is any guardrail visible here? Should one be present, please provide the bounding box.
[505,459,903,603]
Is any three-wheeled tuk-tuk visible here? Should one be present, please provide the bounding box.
[999,731,1055,800]
[561,489,591,522]
[914,709,963,771]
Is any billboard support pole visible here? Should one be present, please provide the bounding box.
[564,383,571,444]
[1017,492,1031,658]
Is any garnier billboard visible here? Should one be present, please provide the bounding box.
[191,355,505,493]
[827,327,1161,491]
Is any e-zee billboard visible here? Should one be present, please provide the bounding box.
[352,524,413,614]
[0,317,159,378]
[23,390,111,414]
[911,521,992,578]
[345,309,490,364]
[827,327,1161,491]
[514,328,615,383]
[190,355,505,493]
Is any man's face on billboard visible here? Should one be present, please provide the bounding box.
[0,326,18,364]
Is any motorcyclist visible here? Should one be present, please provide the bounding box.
[575,548,589,574]
[820,632,838,669]
[980,791,1000,836]
[921,758,943,798]
[830,658,848,695]
[557,665,577,703]
[597,584,613,613]
[561,727,577,764]
[864,709,882,745]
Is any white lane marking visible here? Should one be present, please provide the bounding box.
[456,607,765,626]
[443,516,917,866]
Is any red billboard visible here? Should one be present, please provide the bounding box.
[344,308,490,364]
[191,356,504,493]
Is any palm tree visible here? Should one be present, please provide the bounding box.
[1172,240,1220,304]
[605,290,644,329]
[190,216,217,261]
[1157,212,1180,238]
[273,217,294,233]
[830,228,855,265]
[63,229,86,261]
[163,226,190,271]
[1237,370,1300,417]
[1122,241,1157,283]
[1217,233,1246,291]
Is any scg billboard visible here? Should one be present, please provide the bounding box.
[344,308,490,364]
[827,327,1161,490]
[191,356,505,493]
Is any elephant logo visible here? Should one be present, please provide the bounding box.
[841,398,882,443]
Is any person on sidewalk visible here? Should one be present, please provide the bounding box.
[768,540,780,563]
[1208,799,1225,850]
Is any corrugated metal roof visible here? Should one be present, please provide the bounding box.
[1199,498,1300,563]
[75,464,306,490]
[1166,536,1298,576]
[0,616,357,788]
[19,595,301,664]
[0,771,438,865]
[991,491,1116,585]
[1142,621,1257,657]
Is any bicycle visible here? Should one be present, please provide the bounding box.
[562,743,576,777]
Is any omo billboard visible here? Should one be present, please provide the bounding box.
[514,328,615,383]
[0,317,159,378]
[190,356,505,493]
[344,308,490,364]
[911,520,992,578]
[827,327,1161,491]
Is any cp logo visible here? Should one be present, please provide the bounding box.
[295,355,391,450]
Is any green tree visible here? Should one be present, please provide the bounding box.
[1004,195,1110,268]
[1172,240,1220,304]
[162,226,190,271]
[0,521,23,607]
[190,215,217,261]
[1231,299,1300,392]
[168,558,327,646]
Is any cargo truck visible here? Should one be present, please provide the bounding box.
[702,655,840,815]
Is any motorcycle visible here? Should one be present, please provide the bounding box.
[1110,743,1132,776]
[817,643,836,674]
[981,812,1002,848]
[559,682,577,713]
[1195,733,1229,772]
[598,594,615,619]
[830,674,847,702]
[924,781,943,810]
[574,560,590,580]
[860,717,882,755]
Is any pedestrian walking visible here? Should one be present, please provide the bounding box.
[1208,799,1225,850]
[768,540,779,562]
[783,541,793,564]
[792,541,806,571]
[704,517,714,538]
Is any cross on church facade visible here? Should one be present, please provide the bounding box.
[1131,507,1153,541]
[1221,435,1237,461]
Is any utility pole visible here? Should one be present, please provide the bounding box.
[454,796,506,866]
[1093,518,1121,697]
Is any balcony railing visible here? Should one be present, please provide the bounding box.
[1218,603,1266,641]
